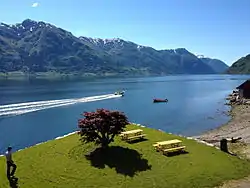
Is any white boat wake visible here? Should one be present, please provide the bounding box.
[0,93,122,117]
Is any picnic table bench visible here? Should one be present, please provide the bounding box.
[120,129,146,142]
[153,139,186,155]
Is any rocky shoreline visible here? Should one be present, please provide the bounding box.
[196,90,250,147]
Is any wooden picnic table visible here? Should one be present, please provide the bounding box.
[153,139,186,154]
[121,129,143,135]
[120,129,146,141]
[156,139,182,146]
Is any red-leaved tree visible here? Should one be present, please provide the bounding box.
[78,109,129,148]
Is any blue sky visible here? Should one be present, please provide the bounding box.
[1,0,250,65]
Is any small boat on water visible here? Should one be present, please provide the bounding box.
[114,90,125,96]
[153,98,168,103]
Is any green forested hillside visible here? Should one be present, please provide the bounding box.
[227,54,250,74]
[0,19,227,78]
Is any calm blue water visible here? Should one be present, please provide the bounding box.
[0,75,249,154]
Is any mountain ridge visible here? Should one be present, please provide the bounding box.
[227,54,250,74]
[199,57,229,73]
[0,19,228,79]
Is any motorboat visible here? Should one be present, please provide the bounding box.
[153,98,168,103]
[114,90,125,96]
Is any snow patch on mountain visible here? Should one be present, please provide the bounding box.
[197,55,209,59]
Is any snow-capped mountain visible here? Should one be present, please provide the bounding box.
[0,19,227,76]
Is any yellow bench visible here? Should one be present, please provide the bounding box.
[163,146,186,154]
[126,134,146,141]
[153,143,161,151]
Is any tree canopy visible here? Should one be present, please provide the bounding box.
[78,109,129,147]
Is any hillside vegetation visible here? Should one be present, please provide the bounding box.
[0,19,228,79]
[227,54,250,74]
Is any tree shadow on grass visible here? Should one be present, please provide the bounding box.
[165,150,189,157]
[126,138,148,144]
[85,146,151,177]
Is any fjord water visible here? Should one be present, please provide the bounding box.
[0,75,249,154]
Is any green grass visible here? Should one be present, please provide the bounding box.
[1,124,250,188]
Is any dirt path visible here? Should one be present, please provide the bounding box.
[218,177,250,188]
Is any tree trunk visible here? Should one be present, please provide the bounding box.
[101,137,109,148]
[101,142,109,149]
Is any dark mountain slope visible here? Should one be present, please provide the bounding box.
[227,54,250,74]
[198,56,229,73]
[0,19,224,78]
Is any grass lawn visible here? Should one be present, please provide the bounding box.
[1,124,250,188]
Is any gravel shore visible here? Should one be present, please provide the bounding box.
[195,91,250,188]
[195,104,250,146]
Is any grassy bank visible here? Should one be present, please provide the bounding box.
[1,124,250,188]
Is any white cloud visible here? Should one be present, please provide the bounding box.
[31,2,39,8]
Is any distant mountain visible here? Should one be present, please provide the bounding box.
[197,56,229,73]
[80,37,216,74]
[0,19,224,79]
[227,54,250,74]
[0,19,115,76]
